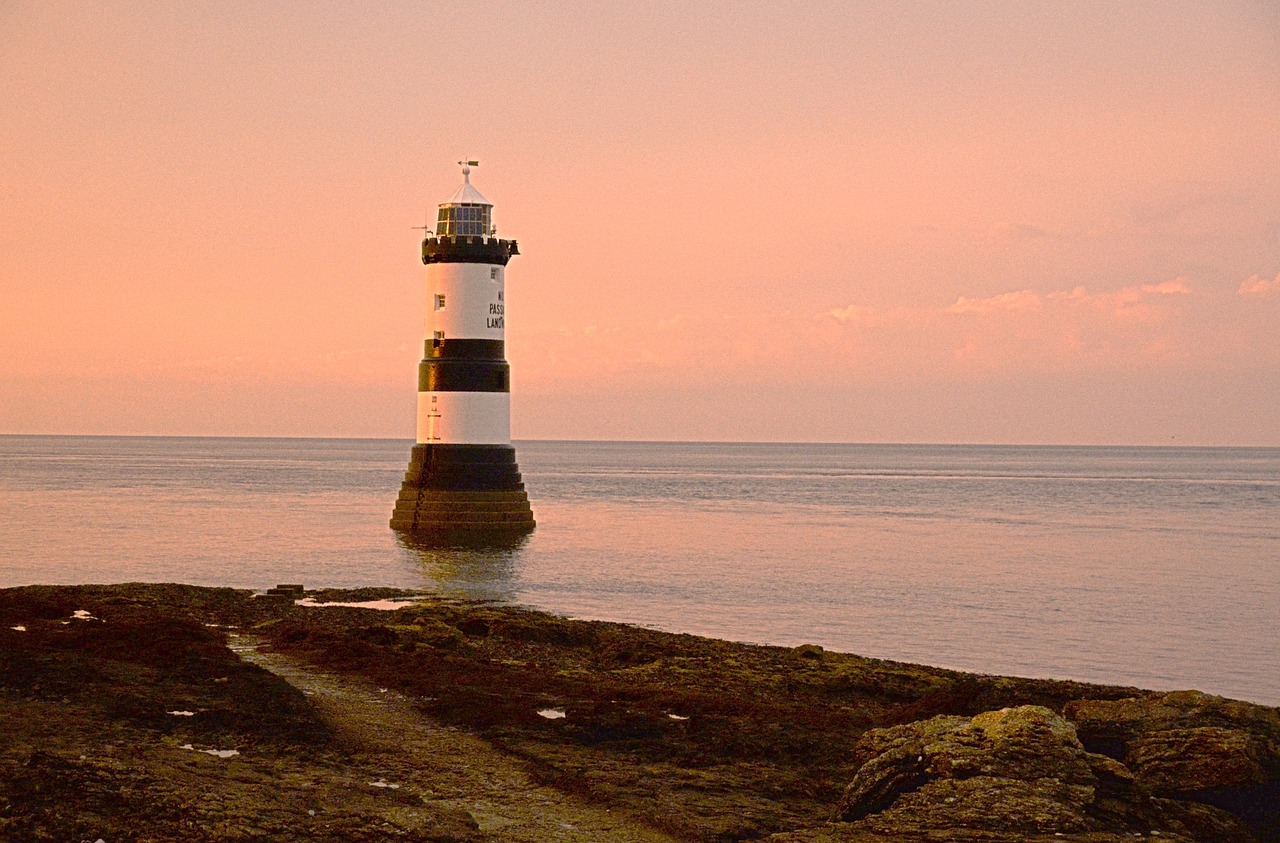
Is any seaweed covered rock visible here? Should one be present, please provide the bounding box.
[1127,727,1266,793]
[1065,691,1280,840]
[799,705,1258,843]
[835,706,1121,830]
[1065,691,1280,759]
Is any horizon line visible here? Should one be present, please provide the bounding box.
[0,432,1275,450]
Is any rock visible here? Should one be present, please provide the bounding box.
[835,715,967,820]
[1153,797,1258,843]
[1065,691,1280,766]
[1127,727,1266,793]
[1064,691,1280,840]
[865,775,1096,834]
[949,706,1096,782]
[1086,750,1156,830]
[836,706,1101,824]
[831,705,1202,839]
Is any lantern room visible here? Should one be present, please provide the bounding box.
[435,164,493,237]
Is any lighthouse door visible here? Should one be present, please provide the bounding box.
[426,396,441,441]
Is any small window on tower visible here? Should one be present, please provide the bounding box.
[433,330,445,348]
[490,268,498,280]
[434,294,446,310]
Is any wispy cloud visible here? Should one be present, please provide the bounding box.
[1141,279,1191,295]
[947,279,1189,318]
[518,276,1260,388]
[1238,272,1279,297]
[826,304,886,326]
[948,289,1043,314]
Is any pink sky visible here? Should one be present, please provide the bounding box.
[3,2,1278,443]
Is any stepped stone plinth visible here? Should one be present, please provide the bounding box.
[390,444,534,536]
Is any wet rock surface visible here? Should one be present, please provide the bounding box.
[785,705,1262,842]
[0,585,481,842]
[1,584,1275,842]
[1064,692,1280,837]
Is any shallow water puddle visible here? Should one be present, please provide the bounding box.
[179,744,239,758]
[294,598,420,611]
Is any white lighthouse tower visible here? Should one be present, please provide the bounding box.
[390,162,535,536]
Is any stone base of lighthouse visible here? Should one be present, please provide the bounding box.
[390,444,535,536]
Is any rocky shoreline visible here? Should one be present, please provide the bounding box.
[1,583,1276,842]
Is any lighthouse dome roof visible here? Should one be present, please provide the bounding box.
[441,164,491,207]
[433,163,497,237]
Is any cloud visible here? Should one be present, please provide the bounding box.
[518,275,1265,391]
[826,304,883,326]
[1141,279,1191,295]
[1238,272,1279,297]
[936,278,1201,370]
[948,290,1043,314]
[1042,278,1190,320]
[1046,286,1089,302]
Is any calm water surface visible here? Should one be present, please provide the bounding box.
[1,436,1276,705]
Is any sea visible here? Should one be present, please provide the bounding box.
[1,435,1277,706]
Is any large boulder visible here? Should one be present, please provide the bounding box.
[1065,691,1280,765]
[814,705,1257,843]
[836,706,1130,830]
[834,714,968,821]
[1064,691,1280,840]
[1126,727,1266,793]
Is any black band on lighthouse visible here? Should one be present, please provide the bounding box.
[425,339,506,359]
[418,359,510,392]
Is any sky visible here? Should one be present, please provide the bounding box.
[2,1,1278,444]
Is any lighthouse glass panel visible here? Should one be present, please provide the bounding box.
[436,204,492,237]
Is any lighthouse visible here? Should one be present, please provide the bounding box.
[390,162,535,537]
